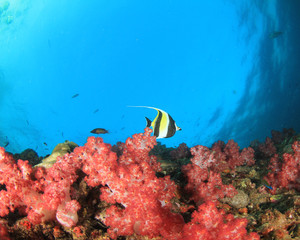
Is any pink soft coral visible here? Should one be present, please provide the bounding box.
[76,128,184,239]
[0,129,262,239]
[182,144,238,205]
[218,140,255,170]
[182,163,237,205]
[170,143,191,160]
[189,140,255,174]
[257,137,276,158]
[0,223,10,240]
[264,141,300,192]
[181,201,260,240]
[0,147,82,227]
[181,139,255,205]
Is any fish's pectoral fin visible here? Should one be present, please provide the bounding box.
[175,123,182,131]
[176,126,182,131]
[145,117,152,128]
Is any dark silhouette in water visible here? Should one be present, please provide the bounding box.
[90,128,109,134]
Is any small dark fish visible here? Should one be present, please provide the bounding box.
[90,128,109,134]
[93,109,99,114]
[26,120,29,125]
[269,31,283,39]
[43,142,48,146]
[72,93,79,98]
[4,142,9,147]
[61,132,64,137]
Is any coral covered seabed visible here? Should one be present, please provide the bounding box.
[0,128,299,240]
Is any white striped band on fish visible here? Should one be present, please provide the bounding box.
[128,106,181,138]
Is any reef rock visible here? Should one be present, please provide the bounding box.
[222,190,250,209]
[35,140,78,168]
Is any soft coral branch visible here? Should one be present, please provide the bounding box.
[77,128,184,239]
[264,141,300,192]
[0,147,82,227]
[181,201,260,240]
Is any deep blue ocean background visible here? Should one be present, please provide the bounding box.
[0,0,299,156]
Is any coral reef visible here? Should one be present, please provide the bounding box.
[264,141,300,193]
[35,140,78,168]
[0,222,10,240]
[181,201,260,240]
[0,128,299,239]
[0,145,82,227]
[13,149,41,166]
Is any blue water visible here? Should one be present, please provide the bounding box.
[0,0,299,156]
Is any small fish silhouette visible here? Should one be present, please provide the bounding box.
[269,31,283,39]
[90,128,109,134]
[72,93,79,98]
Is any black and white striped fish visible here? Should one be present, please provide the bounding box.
[129,106,181,138]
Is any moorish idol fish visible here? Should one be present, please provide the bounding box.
[129,106,181,139]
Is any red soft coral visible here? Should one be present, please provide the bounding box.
[0,223,10,240]
[223,140,255,169]
[170,143,191,160]
[78,128,184,239]
[258,137,277,158]
[191,140,255,173]
[0,147,82,227]
[181,201,260,240]
[264,141,300,193]
[182,164,237,205]
[182,144,238,205]
[190,145,216,169]
[74,136,118,187]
